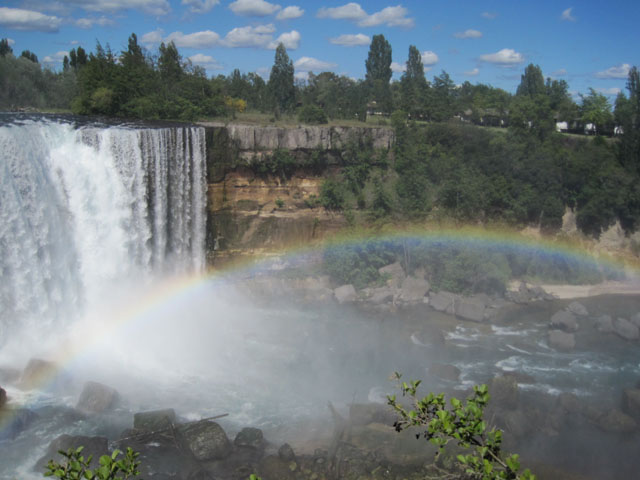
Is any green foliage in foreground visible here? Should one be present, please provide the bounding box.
[388,373,535,480]
[44,447,140,480]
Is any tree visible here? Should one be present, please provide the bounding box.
[516,64,545,97]
[20,50,38,63]
[158,41,183,84]
[365,34,393,113]
[580,88,612,134]
[388,374,536,480]
[617,66,640,173]
[0,38,14,57]
[430,70,457,122]
[267,43,295,117]
[400,45,427,118]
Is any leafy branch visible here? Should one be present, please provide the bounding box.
[44,446,140,480]
[387,372,535,480]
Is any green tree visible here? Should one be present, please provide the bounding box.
[365,34,393,113]
[580,88,612,134]
[516,64,545,97]
[617,66,640,173]
[20,50,38,63]
[0,38,13,57]
[430,70,456,122]
[267,43,295,117]
[400,45,427,118]
[158,41,183,84]
[388,374,535,480]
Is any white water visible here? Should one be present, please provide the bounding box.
[0,118,206,353]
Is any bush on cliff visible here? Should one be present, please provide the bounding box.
[297,104,328,124]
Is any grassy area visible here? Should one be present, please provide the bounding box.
[200,110,393,128]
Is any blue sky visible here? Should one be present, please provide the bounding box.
[1,0,638,98]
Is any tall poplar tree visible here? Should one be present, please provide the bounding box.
[268,43,295,117]
[365,34,392,113]
[400,45,427,117]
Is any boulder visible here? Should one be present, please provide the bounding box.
[429,291,456,312]
[20,358,57,389]
[76,381,119,414]
[548,330,576,351]
[567,301,589,316]
[234,427,264,450]
[622,388,640,420]
[378,262,405,288]
[278,443,295,462]
[613,317,639,340]
[134,408,176,431]
[334,284,357,304]
[399,276,430,303]
[429,363,460,382]
[550,310,579,332]
[595,314,614,333]
[454,297,486,322]
[178,420,232,461]
[367,286,395,305]
[490,376,519,410]
[34,435,108,472]
[597,408,637,433]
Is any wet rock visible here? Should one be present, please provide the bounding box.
[567,301,589,316]
[490,376,519,410]
[133,408,176,431]
[278,443,295,462]
[76,381,119,414]
[0,386,6,408]
[258,455,295,480]
[622,388,640,420]
[334,284,357,304]
[613,317,639,340]
[548,330,575,351]
[399,276,430,303]
[597,408,637,433]
[595,314,614,333]
[378,262,405,288]
[429,363,460,382]
[454,297,486,322]
[34,434,108,472]
[234,427,264,450]
[368,286,395,305]
[550,310,579,332]
[20,358,57,389]
[178,420,232,461]
[429,291,456,312]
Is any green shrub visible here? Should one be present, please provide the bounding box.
[319,178,345,210]
[297,104,328,124]
[44,446,140,480]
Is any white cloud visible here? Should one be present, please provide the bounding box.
[189,53,223,70]
[7,38,15,45]
[294,71,308,81]
[595,63,631,79]
[479,48,524,65]
[75,16,114,29]
[317,2,414,28]
[223,24,275,47]
[276,5,303,20]
[63,0,171,15]
[454,29,482,39]
[421,51,439,66]
[166,30,221,48]
[481,12,497,19]
[0,7,62,32]
[270,30,300,49]
[390,61,405,73]
[329,33,370,46]
[229,0,281,17]
[294,56,337,72]
[141,29,164,45]
[42,50,68,64]
[182,0,219,13]
[464,68,480,76]
[561,7,576,22]
[596,87,621,95]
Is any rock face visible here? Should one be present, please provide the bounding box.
[613,317,640,340]
[429,291,456,312]
[550,310,579,332]
[20,358,57,389]
[398,276,430,303]
[178,420,232,461]
[134,408,176,431]
[548,330,576,350]
[334,284,357,304]
[35,435,108,471]
[76,381,119,414]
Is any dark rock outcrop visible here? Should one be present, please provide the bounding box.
[234,427,264,450]
[178,420,232,461]
[278,443,296,462]
[76,381,119,414]
[133,408,176,431]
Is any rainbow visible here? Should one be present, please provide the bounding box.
[1,225,639,438]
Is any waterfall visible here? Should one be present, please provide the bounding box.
[0,117,207,342]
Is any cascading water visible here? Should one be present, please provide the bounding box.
[0,116,206,347]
